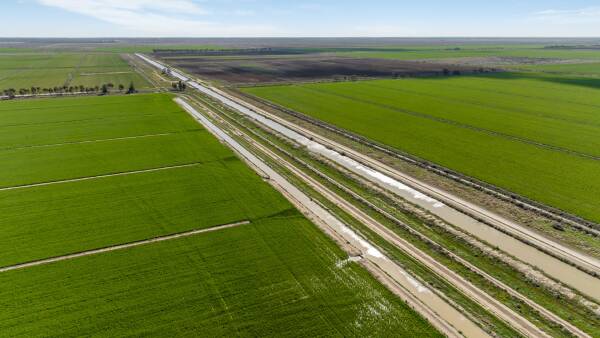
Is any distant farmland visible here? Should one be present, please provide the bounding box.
[510,62,600,76]
[0,53,150,91]
[0,94,437,336]
[242,74,600,223]
[333,45,600,61]
[156,53,485,84]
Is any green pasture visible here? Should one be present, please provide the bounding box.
[0,94,196,148]
[0,93,436,336]
[510,62,600,76]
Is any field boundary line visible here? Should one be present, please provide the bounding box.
[367,80,600,129]
[0,111,170,129]
[301,84,600,162]
[0,162,205,192]
[0,221,251,273]
[0,132,184,152]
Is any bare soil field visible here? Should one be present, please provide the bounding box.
[156,54,488,84]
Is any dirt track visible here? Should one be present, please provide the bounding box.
[0,221,250,273]
[1,132,174,152]
[0,162,203,192]
[175,97,488,338]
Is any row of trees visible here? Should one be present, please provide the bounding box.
[2,82,136,99]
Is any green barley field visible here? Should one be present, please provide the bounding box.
[0,94,437,336]
[242,73,600,223]
[0,52,150,91]
[510,62,600,76]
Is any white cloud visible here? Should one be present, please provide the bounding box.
[36,0,275,36]
[38,0,207,15]
[232,9,255,17]
[532,7,600,24]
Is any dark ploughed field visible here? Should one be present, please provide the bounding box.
[155,54,490,84]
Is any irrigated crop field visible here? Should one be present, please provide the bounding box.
[0,52,150,91]
[0,94,436,336]
[243,73,600,223]
[511,62,600,76]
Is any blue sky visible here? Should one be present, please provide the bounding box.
[2,0,600,37]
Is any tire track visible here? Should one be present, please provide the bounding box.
[0,132,182,152]
[0,162,205,192]
[0,221,250,273]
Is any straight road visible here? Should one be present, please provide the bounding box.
[0,162,203,192]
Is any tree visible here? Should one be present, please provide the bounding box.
[101,84,108,95]
[5,88,16,99]
[172,81,186,91]
[118,84,125,92]
[126,82,136,94]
